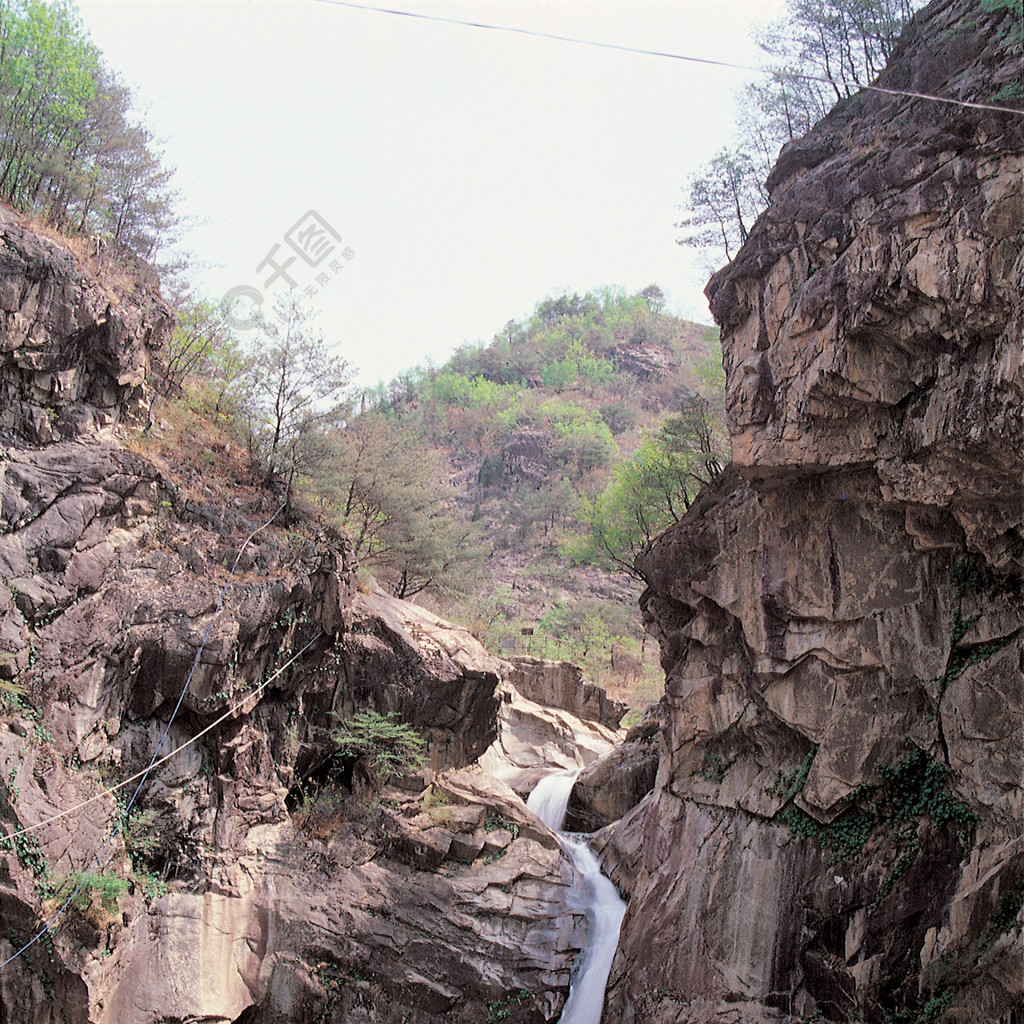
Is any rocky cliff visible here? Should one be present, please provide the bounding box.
[0,204,593,1023]
[603,1,1024,1022]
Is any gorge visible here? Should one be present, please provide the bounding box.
[0,0,1022,1021]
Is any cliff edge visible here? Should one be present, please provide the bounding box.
[604,1,1023,1021]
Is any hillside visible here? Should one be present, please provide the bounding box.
[355,288,726,710]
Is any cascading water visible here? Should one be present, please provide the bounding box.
[527,771,626,1024]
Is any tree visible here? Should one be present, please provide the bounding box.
[573,397,728,578]
[677,148,768,263]
[678,0,924,267]
[159,296,231,397]
[314,413,487,599]
[639,284,666,315]
[0,0,178,255]
[245,297,353,498]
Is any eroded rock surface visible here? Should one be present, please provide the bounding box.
[604,2,1024,1022]
[0,204,171,442]
[507,656,627,730]
[0,216,585,1023]
[478,680,622,797]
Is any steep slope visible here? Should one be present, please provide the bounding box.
[601,1,1024,1021]
[0,207,589,1023]
[364,293,724,704]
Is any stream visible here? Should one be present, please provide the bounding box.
[527,771,627,1024]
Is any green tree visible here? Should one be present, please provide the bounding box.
[0,0,178,253]
[245,297,353,498]
[316,413,486,599]
[639,284,666,315]
[678,0,924,266]
[159,296,232,398]
[574,396,727,578]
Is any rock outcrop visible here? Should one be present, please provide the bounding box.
[565,705,660,833]
[478,680,622,796]
[603,2,1024,1022]
[507,656,628,730]
[0,203,171,442]
[0,212,588,1023]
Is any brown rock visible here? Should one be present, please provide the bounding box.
[604,3,1024,1022]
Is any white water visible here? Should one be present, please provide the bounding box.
[527,772,627,1024]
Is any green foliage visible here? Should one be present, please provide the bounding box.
[769,745,818,801]
[0,0,177,254]
[330,711,427,783]
[314,411,488,599]
[135,870,169,901]
[979,877,1024,952]
[122,807,161,862]
[694,342,726,390]
[572,395,726,578]
[883,990,954,1024]
[939,555,1023,693]
[52,870,129,920]
[0,830,48,878]
[697,752,736,784]
[483,813,520,840]
[485,990,532,1022]
[773,745,976,904]
[981,0,1022,15]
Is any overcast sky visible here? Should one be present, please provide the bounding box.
[77,0,787,386]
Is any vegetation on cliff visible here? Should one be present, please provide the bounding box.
[0,0,177,256]
[677,0,927,265]
[158,280,727,707]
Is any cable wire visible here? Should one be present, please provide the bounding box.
[0,631,324,846]
[0,503,291,969]
[308,0,1024,116]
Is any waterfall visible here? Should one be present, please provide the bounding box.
[527,772,626,1024]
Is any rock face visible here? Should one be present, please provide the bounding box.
[565,705,660,833]
[507,656,627,729]
[0,203,171,442]
[478,680,622,796]
[0,216,586,1023]
[604,3,1024,1022]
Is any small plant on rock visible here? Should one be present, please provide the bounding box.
[329,710,427,783]
[51,871,129,926]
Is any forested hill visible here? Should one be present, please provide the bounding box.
[343,286,728,709]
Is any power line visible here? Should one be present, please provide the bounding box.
[0,503,290,969]
[308,0,1024,116]
[0,631,324,846]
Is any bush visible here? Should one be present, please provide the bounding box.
[330,711,427,782]
[52,871,129,924]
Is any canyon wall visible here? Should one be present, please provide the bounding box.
[0,204,586,1024]
[604,1,1024,1021]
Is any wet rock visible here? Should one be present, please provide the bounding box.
[564,723,659,833]
[477,682,621,796]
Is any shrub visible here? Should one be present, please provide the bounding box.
[52,871,129,924]
[330,711,427,782]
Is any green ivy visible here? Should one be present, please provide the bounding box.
[770,746,818,801]
[485,989,532,1022]
[773,745,976,904]
[978,878,1024,953]
[483,814,520,840]
[697,751,737,784]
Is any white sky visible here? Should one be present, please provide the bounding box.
[77,0,787,386]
